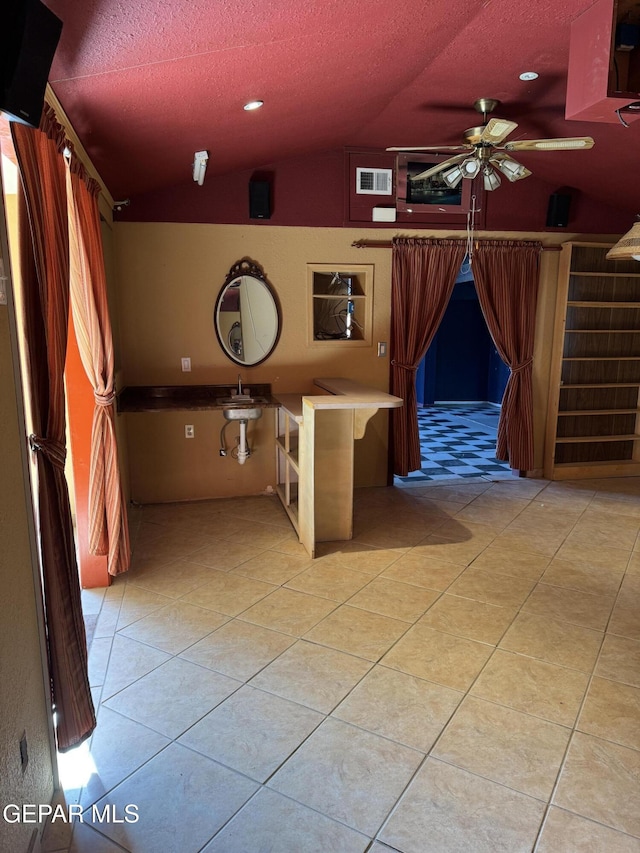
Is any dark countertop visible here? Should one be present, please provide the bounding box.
[117,384,278,413]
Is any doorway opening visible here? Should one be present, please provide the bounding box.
[395,261,513,485]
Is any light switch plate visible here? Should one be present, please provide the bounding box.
[377,342,387,357]
[181,357,191,372]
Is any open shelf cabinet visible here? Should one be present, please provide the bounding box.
[275,403,300,533]
[544,242,640,479]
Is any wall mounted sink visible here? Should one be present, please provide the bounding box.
[216,395,269,406]
[222,406,263,421]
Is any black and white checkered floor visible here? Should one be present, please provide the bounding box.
[395,402,513,485]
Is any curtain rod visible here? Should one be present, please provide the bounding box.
[351,239,562,251]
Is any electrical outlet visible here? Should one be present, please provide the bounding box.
[377,341,387,357]
[181,357,191,372]
[185,425,194,438]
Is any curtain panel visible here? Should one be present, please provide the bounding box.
[472,240,541,472]
[11,105,96,750]
[65,157,131,575]
[390,237,467,476]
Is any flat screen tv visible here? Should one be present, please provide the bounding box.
[395,153,472,217]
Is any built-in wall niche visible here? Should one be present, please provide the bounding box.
[307,263,373,346]
[345,149,486,227]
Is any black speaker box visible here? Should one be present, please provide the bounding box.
[249,181,271,219]
[546,192,571,228]
[1,0,63,128]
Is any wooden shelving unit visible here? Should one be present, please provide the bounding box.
[544,242,640,479]
[275,396,301,534]
[274,381,402,557]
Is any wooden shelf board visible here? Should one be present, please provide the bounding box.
[565,329,640,334]
[569,272,640,279]
[551,460,640,480]
[562,357,640,361]
[558,408,640,416]
[276,433,299,457]
[560,382,640,388]
[555,433,640,443]
[312,294,366,300]
[274,484,299,531]
[554,459,640,468]
[567,301,640,308]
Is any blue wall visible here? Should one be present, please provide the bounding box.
[417,268,509,405]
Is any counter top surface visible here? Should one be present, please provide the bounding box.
[118,380,402,415]
[274,379,402,420]
[117,384,279,413]
[312,378,403,408]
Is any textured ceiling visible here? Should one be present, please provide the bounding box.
[44,0,640,213]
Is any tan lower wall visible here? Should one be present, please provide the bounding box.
[113,223,618,501]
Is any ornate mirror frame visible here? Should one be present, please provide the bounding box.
[214,258,281,367]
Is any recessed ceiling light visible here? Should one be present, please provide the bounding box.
[519,71,539,81]
[243,100,264,111]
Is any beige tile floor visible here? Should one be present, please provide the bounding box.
[44,476,640,853]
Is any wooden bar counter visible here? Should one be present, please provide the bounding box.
[274,378,403,558]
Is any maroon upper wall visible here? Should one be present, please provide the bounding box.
[115,147,633,235]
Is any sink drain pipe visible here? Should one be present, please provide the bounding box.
[237,419,250,465]
[219,419,252,464]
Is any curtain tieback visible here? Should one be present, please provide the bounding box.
[29,434,67,469]
[391,361,417,372]
[94,392,115,407]
[511,358,533,374]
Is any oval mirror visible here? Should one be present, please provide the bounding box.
[214,259,281,366]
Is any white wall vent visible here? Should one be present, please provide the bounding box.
[356,167,393,195]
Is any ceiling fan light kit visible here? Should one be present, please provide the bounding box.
[483,166,501,191]
[461,157,481,178]
[492,155,530,182]
[387,98,594,193]
[443,164,464,188]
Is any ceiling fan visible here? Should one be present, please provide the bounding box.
[387,98,594,191]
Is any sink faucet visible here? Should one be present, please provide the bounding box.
[237,374,243,396]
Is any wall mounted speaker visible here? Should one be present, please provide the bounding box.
[249,180,271,219]
[1,0,63,128]
[546,192,571,228]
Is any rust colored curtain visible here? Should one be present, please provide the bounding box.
[472,240,541,472]
[65,156,130,576]
[11,106,95,750]
[391,237,467,476]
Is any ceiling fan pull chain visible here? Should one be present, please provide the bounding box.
[466,194,477,264]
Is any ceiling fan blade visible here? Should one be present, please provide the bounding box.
[479,117,518,145]
[489,153,532,182]
[410,153,468,181]
[504,136,594,151]
[386,145,472,152]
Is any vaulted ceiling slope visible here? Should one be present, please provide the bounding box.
[46,0,639,215]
